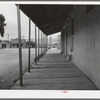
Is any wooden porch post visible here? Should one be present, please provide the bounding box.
[41,31,42,55]
[35,25,37,65]
[38,28,39,59]
[45,34,46,52]
[46,35,48,51]
[28,19,31,72]
[43,33,44,53]
[65,25,67,57]
[17,5,23,86]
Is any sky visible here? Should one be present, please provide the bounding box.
[0,4,60,41]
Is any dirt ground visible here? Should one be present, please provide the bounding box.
[0,48,35,89]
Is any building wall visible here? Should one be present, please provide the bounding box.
[11,38,26,48]
[61,5,100,89]
[66,5,100,89]
[0,41,11,48]
[67,19,73,56]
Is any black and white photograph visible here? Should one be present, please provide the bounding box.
[0,1,100,94]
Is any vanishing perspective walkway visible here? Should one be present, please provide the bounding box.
[11,48,97,90]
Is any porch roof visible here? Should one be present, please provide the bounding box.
[19,5,74,35]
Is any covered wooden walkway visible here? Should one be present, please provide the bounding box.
[11,48,97,90]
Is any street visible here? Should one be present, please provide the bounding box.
[0,48,35,89]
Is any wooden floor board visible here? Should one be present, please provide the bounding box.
[11,48,97,90]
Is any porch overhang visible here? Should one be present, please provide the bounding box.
[19,5,74,35]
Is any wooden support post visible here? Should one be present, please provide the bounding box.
[42,32,43,54]
[44,34,45,53]
[43,33,44,53]
[44,34,45,52]
[38,28,39,59]
[46,35,48,51]
[17,5,23,86]
[41,31,42,55]
[65,25,68,57]
[45,35,46,51]
[28,19,31,72]
[35,25,37,65]
[61,30,64,54]
[45,34,46,52]
[45,36,47,51]
[65,26,67,56]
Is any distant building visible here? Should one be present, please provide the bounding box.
[11,38,26,48]
[49,35,61,49]
[48,36,52,48]
[0,40,11,48]
[52,42,58,48]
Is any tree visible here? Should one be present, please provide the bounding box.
[0,14,6,37]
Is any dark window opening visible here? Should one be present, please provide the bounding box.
[16,44,18,48]
[86,5,94,14]
[71,37,74,52]
[72,19,74,36]
[71,18,74,52]
[2,44,6,48]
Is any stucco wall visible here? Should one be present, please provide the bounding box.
[71,5,100,89]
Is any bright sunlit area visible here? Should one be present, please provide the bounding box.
[0,4,36,89]
[0,4,61,89]
[48,32,61,49]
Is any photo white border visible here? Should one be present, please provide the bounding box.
[0,90,100,98]
[0,1,100,4]
[0,1,100,98]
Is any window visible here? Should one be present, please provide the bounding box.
[2,44,6,48]
[86,5,94,14]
